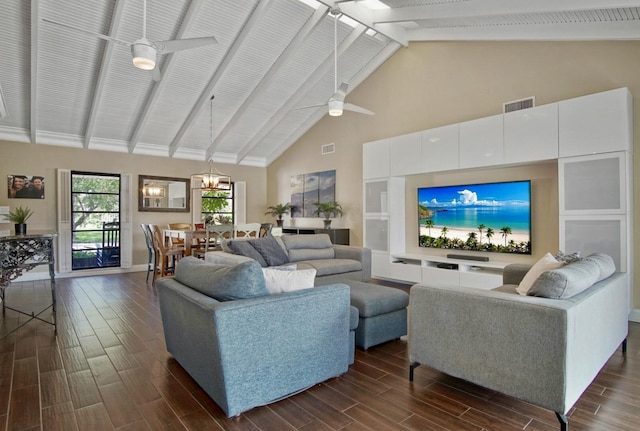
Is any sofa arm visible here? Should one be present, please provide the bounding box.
[502,263,531,285]
[333,245,371,281]
[157,278,351,417]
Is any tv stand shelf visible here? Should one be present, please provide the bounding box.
[388,253,511,290]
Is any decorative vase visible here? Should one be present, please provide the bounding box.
[276,219,283,227]
[323,219,332,229]
[15,223,27,235]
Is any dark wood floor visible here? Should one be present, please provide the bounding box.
[0,272,638,431]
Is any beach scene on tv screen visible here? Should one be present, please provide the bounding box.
[418,181,531,254]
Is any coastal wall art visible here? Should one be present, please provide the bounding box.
[290,169,336,217]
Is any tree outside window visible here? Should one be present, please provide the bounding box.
[201,186,234,224]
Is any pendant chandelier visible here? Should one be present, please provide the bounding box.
[191,95,231,191]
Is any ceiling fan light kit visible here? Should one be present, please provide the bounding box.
[328,100,343,116]
[131,41,156,70]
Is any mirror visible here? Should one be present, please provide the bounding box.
[138,175,190,212]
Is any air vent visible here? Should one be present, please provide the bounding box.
[321,143,335,155]
[503,97,535,113]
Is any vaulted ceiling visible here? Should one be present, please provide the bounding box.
[1,0,638,167]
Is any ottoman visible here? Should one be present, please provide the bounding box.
[341,280,409,350]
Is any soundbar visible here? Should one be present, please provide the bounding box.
[447,254,489,262]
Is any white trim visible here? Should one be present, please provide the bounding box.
[629,309,640,323]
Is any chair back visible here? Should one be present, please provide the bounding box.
[168,223,191,230]
[149,224,167,254]
[102,221,119,247]
[234,223,261,238]
[140,223,154,253]
[205,224,234,252]
[259,223,273,237]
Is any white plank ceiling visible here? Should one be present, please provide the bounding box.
[1,0,639,167]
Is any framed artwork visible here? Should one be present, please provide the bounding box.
[290,169,336,217]
[8,174,45,199]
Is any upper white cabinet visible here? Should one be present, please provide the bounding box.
[459,114,504,169]
[421,124,459,173]
[559,87,632,157]
[363,138,390,179]
[390,132,422,176]
[504,103,558,163]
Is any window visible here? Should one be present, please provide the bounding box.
[201,185,234,224]
[71,172,121,270]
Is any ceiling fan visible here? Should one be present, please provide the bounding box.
[42,0,217,81]
[298,9,374,117]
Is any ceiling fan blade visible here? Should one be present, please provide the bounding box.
[154,36,218,54]
[292,103,326,111]
[335,82,349,100]
[151,67,162,82]
[41,18,131,47]
[344,103,375,116]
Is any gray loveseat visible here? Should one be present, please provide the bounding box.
[156,257,353,417]
[408,255,629,430]
[205,233,371,284]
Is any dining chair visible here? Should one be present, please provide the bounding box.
[140,223,155,284]
[259,223,273,237]
[167,222,192,247]
[205,224,235,252]
[234,223,261,239]
[149,224,185,285]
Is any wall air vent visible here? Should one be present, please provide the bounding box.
[321,143,335,155]
[503,96,535,113]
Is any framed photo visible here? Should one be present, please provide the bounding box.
[8,174,45,199]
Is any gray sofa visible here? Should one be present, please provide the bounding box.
[408,257,629,430]
[205,233,371,284]
[156,257,353,417]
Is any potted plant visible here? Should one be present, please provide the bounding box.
[313,201,343,229]
[8,206,34,235]
[265,203,292,227]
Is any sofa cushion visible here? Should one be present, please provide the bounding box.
[554,250,581,264]
[301,258,362,277]
[582,253,616,282]
[262,267,316,294]
[174,257,268,301]
[250,235,290,266]
[227,240,268,267]
[516,252,565,296]
[282,234,335,262]
[527,258,600,299]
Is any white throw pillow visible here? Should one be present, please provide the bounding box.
[516,252,565,296]
[262,267,316,294]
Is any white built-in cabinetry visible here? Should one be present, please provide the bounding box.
[363,87,633,292]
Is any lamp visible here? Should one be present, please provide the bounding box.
[131,41,156,70]
[191,95,232,191]
[328,100,343,117]
[143,184,165,197]
[191,160,231,191]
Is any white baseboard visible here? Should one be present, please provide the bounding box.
[629,309,640,323]
[9,265,148,282]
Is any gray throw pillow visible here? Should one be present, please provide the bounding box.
[174,257,268,301]
[582,253,615,282]
[227,240,268,267]
[249,235,290,266]
[527,258,599,299]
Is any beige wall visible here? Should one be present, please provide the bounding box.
[267,40,640,308]
[0,141,267,266]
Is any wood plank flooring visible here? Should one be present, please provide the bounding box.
[0,272,638,431]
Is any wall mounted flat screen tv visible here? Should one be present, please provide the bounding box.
[418,180,531,254]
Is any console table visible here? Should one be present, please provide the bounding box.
[0,231,57,337]
[282,227,349,245]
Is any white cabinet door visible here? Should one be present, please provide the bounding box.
[390,132,422,176]
[459,114,504,168]
[363,138,390,179]
[559,87,632,157]
[504,103,558,164]
[421,124,459,172]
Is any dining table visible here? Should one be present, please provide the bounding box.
[163,229,206,256]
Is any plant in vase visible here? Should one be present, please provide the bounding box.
[313,201,343,229]
[265,203,292,227]
[8,206,34,235]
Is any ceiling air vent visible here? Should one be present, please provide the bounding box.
[321,143,335,155]
[503,96,535,113]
